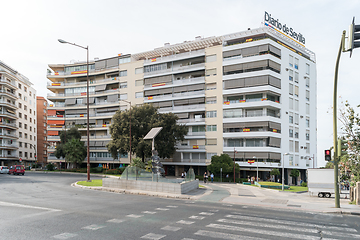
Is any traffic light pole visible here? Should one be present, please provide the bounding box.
[333,30,346,208]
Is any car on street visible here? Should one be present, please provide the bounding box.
[0,166,9,174]
[8,165,25,175]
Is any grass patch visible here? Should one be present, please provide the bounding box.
[258,181,282,186]
[199,184,205,188]
[281,186,308,192]
[349,201,356,205]
[77,179,102,187]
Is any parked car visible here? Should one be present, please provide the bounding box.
[0,166,9,174]
[8,165,25,175]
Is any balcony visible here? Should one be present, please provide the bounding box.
[158,104,205,113]
[145,90,205,102]
[0,78,16,88]
[47,89,120,99]
[47,66,119,77]
[0,89,16,98]
[47,77,120,87]
[0,154,18,159]
[0,143,18,149]
[0,132,17,138]
[0,100,16,108]
[0,122,17,128]
[144,76,205,90]
[81,135,111,139]
[0,110,17,119]
[223,112,280,119]
[144,49,205,65]
[177,118,205,124]
[176,145,206,150]
[144,63,205,78]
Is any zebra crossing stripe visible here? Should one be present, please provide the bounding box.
[207,223,337,240]
[322,230,360,239]
[141,233,166,240]
[226,214,357,233]
[217,219,318,234]
[52,233,77,239]
[195,230,270,240]
[199,212,214,216]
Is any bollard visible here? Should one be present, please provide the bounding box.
[357,182,360,205]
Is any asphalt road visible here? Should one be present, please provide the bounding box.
[1,172,360,240]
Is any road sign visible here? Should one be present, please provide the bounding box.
[19,158,22,162]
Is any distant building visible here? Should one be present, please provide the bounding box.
[0,61,36,167]
[47,26,316,182]
[36,96,48,167]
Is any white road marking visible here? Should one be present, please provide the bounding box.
[185,201,195,204]
[207,223,337,240]
[142,211,157,214]
[195,230,270,240]
[222,204,233,207]
[177,220,195,225]
[155,208,169,211]
[322,230,360,239]
[107,219,125,223]
[209,209,219,212]
[82,224,106,230]
[0,201,61,212]
[126,214,143,218]
[166,205,178,208]
[182,238,197,240]
[199,212,214,216]
[161,226,181,231]
[226,214,357,232]
[52,233,77,239]
[141,233,166,240]
[189,216,205,220]
[217,219,318,234]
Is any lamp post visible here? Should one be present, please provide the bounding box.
[119,99,132,163]
[254,156,258,182]
[233,148,236,183]
[282,153,290,191]
[58,39,90,181]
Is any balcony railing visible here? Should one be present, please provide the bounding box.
[159,104,205,112]
[186,132,205,136]
[47,77,119,87]
[144,63,205,76]
[0,100,16,107]
[176,145,206,150]
[0,132,17,137]
[177,118,205,124]
[223,99,280,105]
[144,76,205,89]
[146,90,205,101]
[0,143,18,148]
[144,49,205,64]
[47,89,119,98]
[0,78,16,87]
[223,112,280,118]
[0,154,18,158]
[0,122,17,128]
[47,66,120,76]
[81,135,111,139]
[0,89,16,97]
[0,111,16,118]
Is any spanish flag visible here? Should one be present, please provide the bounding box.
[71,70,87,75]
[52,83,61,86]
[81,92,87,96]
[102,124,106,127]
[243,128,250,132]
[248,159,255,164]
[193,145,199,149]
[151,58,157,62]
[224,101,230,105]
[152,83,166,87]
[80,114,84,117]
[147,96,153,100]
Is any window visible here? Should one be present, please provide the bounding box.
[289,113,293,124]
[289,98,293,110]
[19,112,22,118]
[119,70,127,77]
[34,111,35,116]
[295,72,299,83]
[19,122,22,128]
[24,96,27,101]
[18,83,22,89]
[19,151,22,157]
[206,96,216,104]
[306,130,310,140]
[30,135,32,140]
[24,86,27,92]
[289,70,293,81]
[206,83,216,90]
[206,54,217,63]
[306,103,310,114]
[24,124,27,129]
[289,83,293,95]
[289,55,293,67]
[19,132,22,138]
[306,63,310,75]
[295,128,299,138]
[44,102,46,106]
[192,126,205,132]
[294,58,299,69]
[30,117,32,123]
[120,82,127,88]
[289,128,293,137]
[30,126,32,131]
[25,143,28,148]
[119,93,128,100]
[25,133,28,139]
[24,105,27,111]
[25,152,28,158]
[289,155,294,166]
[207,153,217,160]
[206,111,217,118]
[306,118,310,127]
[135,67,143,74]
[306,77,310,88]
[19,142,22,147]
[294,86,299,97]
[135,79,143,86]
[306,90,310,101]
[34,128,36,133]
[206,138,217,145]
[30,109,32,114]
[119,57,131,64]
[205,68,217,76]
[30,153,32,158]
[206,125,217,132]
[18,101,22,107]
[295,113,299,125]
[29,91,32,96]
[289,140,294,152]
[135,92,143,98]
[34,136,36,141]
[295,141,299,152]
[24,114,27,120]
[306,143,310,154]
[295,99,299,111]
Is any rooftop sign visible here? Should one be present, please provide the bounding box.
[264,11,306,45]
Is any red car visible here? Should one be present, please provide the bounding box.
[8,165,25,175]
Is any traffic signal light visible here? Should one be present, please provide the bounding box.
[325,149,331,161]
[337,139,348,157]
[348,17,360,57]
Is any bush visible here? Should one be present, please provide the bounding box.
[301,182,307,187]
[46,163,55,171]
[90,167,103,173]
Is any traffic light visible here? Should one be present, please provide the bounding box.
[348,17,360,57]
[337,139,348,157]
[325,149,331,161]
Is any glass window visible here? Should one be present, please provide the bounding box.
[192,126,205,132]
[289,113,293,124]
[18,83,22,89]
[206,83,216,90]
[119,57,131,64]
[206,111,217,118]
[306,103,310,114]
[294,58,299,69]
[306,143,310,154]
[306,63,310,75]
[135,67,143,74]
[120,82,127,88]
[24,86,27,92]
[24,105,27,111]
[289,140,294,152]
[295,141,299,152]
[289,55,293,67]
[295,100,299,111]
[19,132,22,138]
[135,92,143,98]
[24,115,27,120]
[205,68,217,76]
[306,77,310,88]
[295,128,299,138]
[289,128,293,137]
[306,130,310,140]
[306,118,310,127]
[135,79,143,86]
[19,122,22,128]
[295,113,299,125]
[19,112,22,118]
[119,70,127,77]
[294,86,299,97]
[289,98,293,110]
[206,54,217,63]
[206,125,217,132]
[289,83,293,95]
[24,124,27,129]
[306,90,310,101]
[289,69,293,81]
[119,94,128,100]
[295,72,299,83]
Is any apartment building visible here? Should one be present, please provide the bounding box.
[47,26,316,181]
[0,61,37,167]
[36,96,48,167]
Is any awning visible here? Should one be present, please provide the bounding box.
[95,85,106,92]
[6,109,15,114]
[48,110,57,115]
[47,120,65,125]
[48,131,59,136]
[65,98,76,105]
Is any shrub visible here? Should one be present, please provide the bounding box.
[90,167,103,173]
[301,182,307,187]
[46,163,55,171]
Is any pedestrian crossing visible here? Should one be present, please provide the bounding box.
[51,202,360,240]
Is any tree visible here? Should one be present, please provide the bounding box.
[270,168,280,176]
[290,169,300,178]
[207,154,240,177]
[130,157,145,169]
[338,100,360,185]
[64,138,87,167]
[54,127,86,167]
[324,161,334,169]
[107,104,188,161]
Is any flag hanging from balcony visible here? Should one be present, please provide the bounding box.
[193,145,199,149]
[248,159,255,164]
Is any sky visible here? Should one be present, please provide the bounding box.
[1,0,360,167]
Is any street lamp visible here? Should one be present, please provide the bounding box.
[282,153,290,191]
[253,156,258,182]
[58,39,91,181]
[119,99,132,163]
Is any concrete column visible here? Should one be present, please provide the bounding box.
[356,182,360,205]
[175,165,179,177]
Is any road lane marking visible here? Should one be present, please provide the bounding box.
[161,226,181,231]
[209,209,219,212]
[166,205,178,208]
[199,212,214,216]
[126,214,144,218]
[141,233,166,240]
[82,224,106,230]
[142,211,157,214]
[189,216,205,220]
[195,230,270,240]
[107,219,125,223]
[322,230,360,239]
[0,201,61,212]
[52,233,77,239]
[207,223,337,240]
[155,208,169,211]
[177,220,195,225]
